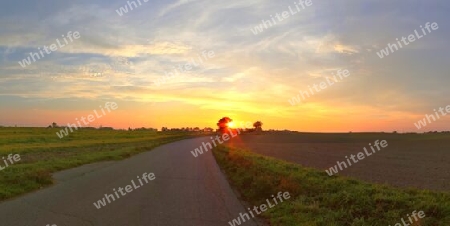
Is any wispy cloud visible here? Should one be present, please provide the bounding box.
[1,0,449,131]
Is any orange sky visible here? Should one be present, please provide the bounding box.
[1,1,449,132]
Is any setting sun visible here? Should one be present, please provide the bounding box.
[227,122,235,128]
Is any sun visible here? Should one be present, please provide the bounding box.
[227,121,235,128]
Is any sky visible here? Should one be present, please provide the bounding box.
[0,0,449,132]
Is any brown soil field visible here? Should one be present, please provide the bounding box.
[226,132,450,192]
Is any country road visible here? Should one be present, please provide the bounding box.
[0,137,258,226]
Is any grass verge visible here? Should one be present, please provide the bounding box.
[0,127,207,201]
[213,145,450,226]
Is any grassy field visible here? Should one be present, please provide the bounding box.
[0,127,204,202]
[226,132,450,191]
[213,144,450,226]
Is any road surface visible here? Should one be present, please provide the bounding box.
[0,137,258,226]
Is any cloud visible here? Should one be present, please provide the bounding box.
[158,0,197,17]
[58,41,192,57]
[1,0,450,130]
[333,44,360,54]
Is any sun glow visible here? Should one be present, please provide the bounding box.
[227,121,235,128]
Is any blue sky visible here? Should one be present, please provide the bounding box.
[0,0,449,132]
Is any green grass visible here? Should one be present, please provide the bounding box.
[213,145,450,226]
[0,127,206,201]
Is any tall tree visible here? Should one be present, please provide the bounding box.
[217,117,233,133]
[253,121,263,131]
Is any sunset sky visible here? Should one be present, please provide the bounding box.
[1,0,449,132]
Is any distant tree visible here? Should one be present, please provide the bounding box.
[253,121,263,131]
[99,126,113,130]
[51,122,58,128]
[217,117,232,133]
[203,127,214,132]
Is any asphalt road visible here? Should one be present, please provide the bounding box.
[0,137,258,226]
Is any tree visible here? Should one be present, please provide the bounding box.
[51,122,58,128]
[253,121,263,131]
[217,117,232,133]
